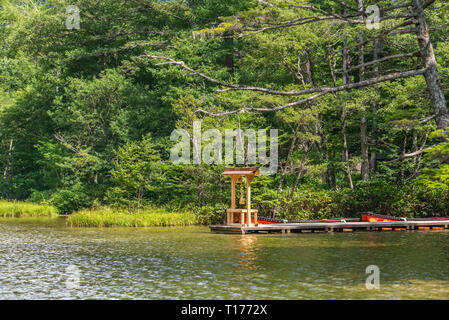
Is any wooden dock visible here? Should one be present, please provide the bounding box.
[210,220,449,234]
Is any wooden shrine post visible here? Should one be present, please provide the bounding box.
[228,176,237,225]
[222,167,261,227]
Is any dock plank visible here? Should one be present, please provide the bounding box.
[209,220,449,234]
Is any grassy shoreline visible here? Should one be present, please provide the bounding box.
[67,207,198,227]
[0,200,57,217]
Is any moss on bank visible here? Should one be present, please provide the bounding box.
[0,200,58,217]
[67,207,198,227]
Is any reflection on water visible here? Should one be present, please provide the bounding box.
[237,235,259,272]
[0,217,448,299]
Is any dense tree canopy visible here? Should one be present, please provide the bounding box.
[0,0,448,219]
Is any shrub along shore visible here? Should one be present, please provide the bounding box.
[0,200,57,217]
[66,207,198,227]
[0,199,224,227]
[0,200,200,226]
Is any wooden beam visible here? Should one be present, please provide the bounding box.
[231,176,237,209]
[229,176,238,225]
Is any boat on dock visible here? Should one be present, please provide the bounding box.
[211,212,449,234]
[214,167,449,234]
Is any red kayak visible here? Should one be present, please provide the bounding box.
[256,216,360,224]
[361,212,449,222]
[361,212,401,222]
[257,212,449,224]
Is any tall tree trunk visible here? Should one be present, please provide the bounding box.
[277,122,301,194]
[360,111,369,180]
[318,118,336,189]
[400,131,408,181]
[3,139,13,178]
[370,38,382,174]
[290,156,307,198]
[358,0,370,181]
[340,1,354,189]
[413,0,449,129]
[273,122,301,217]
[341,105,354,190]
[341,36,354,190]
[303,49,316,86]
[413,133,428,177]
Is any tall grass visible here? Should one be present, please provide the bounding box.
[67,207,198,227]
[0,200,58,217]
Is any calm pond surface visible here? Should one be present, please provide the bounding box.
[0,217,448,300]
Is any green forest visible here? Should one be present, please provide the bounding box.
[0,0,448,224]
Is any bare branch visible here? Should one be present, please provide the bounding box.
[221,0,416,39]
[419,114,437,123]
[232,13,414,39]
[231,15,362,38]
[145,54,426,99]
[54,133,88,157]
[388,146,433,162]
[381,3,413,13]
[143,55,237,88]
[195,92,328,116]
[346,20,415,51]
[197,69,427,116]
[347,52,419,73]
[218,69,426,96]
[196,68,425,116]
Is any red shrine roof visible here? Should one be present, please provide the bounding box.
[222,167,261,176]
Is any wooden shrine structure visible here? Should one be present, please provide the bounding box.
[222,167,261,227]
[214,169,449,234]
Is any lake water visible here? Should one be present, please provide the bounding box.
[0,217,448,299]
